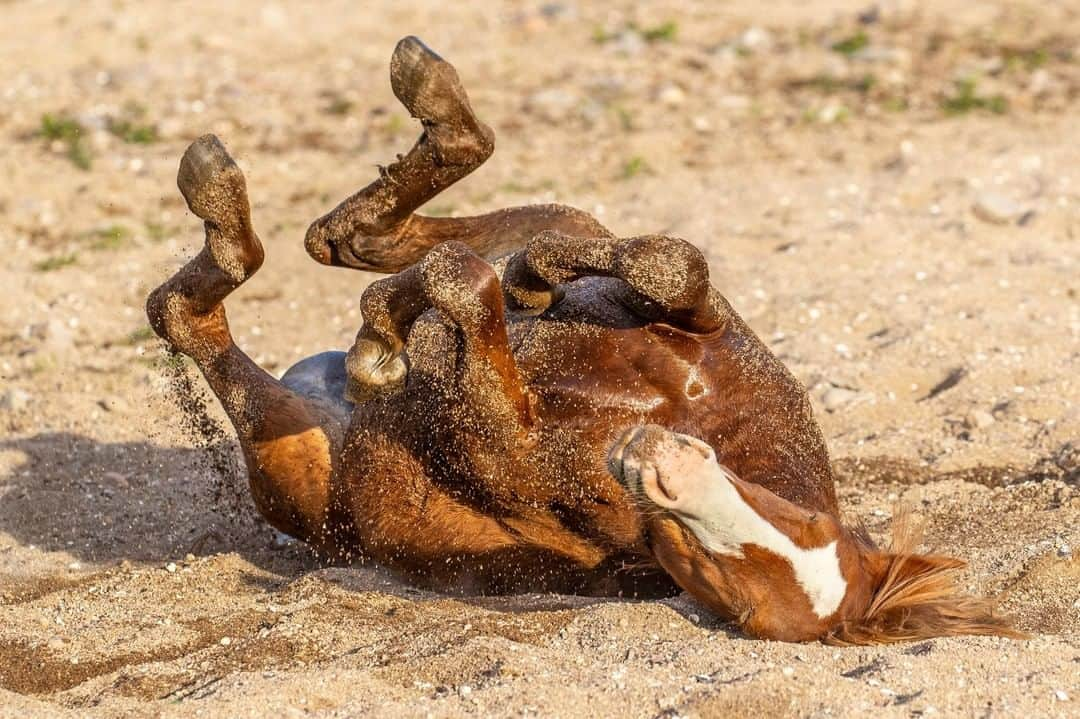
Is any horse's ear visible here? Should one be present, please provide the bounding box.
[827,515,1026,645]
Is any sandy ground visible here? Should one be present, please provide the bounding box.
[1,1,1078,716]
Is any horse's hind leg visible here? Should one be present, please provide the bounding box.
[303,35,611,273]
[147,135,345,549]
[503,232,732,333]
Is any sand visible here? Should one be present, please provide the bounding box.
[0,0,1077,716]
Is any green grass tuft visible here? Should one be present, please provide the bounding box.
[125,326,156,344]
[108,118,158,144]
[84,224,133,251]
[941,78,1008,116]
[621,155,649,179]
[33,253,78,272]
[640,21,678,43]
[145,222,176,242]
[323,94,353,116]
[831,31,869,56]
[39,113,92,169]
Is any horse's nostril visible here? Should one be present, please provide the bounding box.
[655,474,678,503]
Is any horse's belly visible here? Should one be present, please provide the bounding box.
[510,305,717,436]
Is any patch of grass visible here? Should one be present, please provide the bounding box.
[33,253,78,272]
[125,326,156,345]
[788,73,875,95]
[160,352,191,372]
[591,26,614,44]
[621,155,649,179]
[831,30,869,56]
[39,113,92,170]
[425,203,457,217]
[28,355,56,375]
[883,96,910,112]
[84,224,133,251]
[107,102,158,144]
[592,20,677,44]
[1003,47,1049,71]
[803,104,850,124]
[498,179,556,195]
[384,114,406,135]
[107,117,158,144]
[39,113,82,142]
[796,74,841,94]
[145,222,176,242]
[323,93,353,116]
[941,78,1008,116]
[612,104,635,131]
[639,20,678,43]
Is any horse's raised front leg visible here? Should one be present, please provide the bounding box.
[147,135,348,551]
[303,35,611,273]
[502,231,732,333]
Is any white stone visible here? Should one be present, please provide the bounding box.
[658,84,686,107]
[966,410,996,429]
[526,89,578,123]
[973,193,1022,225]
[0,388,31,412]
[822,386,860,412]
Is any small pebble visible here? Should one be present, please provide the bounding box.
[973,193,1023,225]
[165,562,177,573]
[526,89,578,123]
[220,637,232,646]
[1055,690,1069,702]
[0,388,32,412]
[658,84,685,107]
[822,386,860,412]
[966,410,996,429]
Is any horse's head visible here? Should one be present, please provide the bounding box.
[609,425,1024,644]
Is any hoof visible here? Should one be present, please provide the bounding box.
[614,236,709,311]
[344,338,408,403]
[178,135,245,219]
[177,134,262,284]
[389,36,494,166]
[502,251,563,312]
[390,36,459,122]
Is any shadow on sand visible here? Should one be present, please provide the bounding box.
[0,432,316,573]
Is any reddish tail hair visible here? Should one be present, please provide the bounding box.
[826,513,1027,645]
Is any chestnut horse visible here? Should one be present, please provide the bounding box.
[147,37,1020,643]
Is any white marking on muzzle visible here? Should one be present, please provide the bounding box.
[678,465,847,619]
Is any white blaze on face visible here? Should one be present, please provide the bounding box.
[626,434,847,619]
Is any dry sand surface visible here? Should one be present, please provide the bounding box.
[1,0,1078,716]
